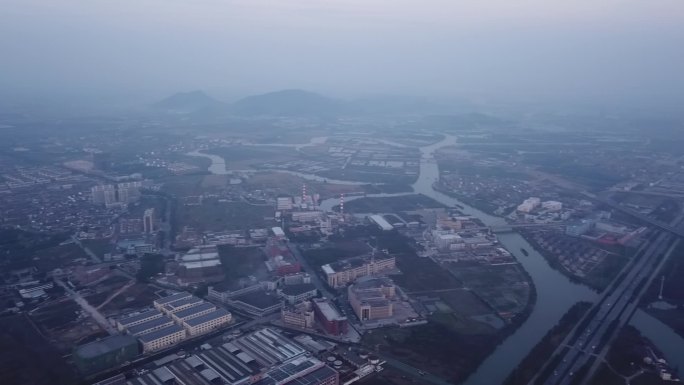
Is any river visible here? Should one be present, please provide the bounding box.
[187,135,683,384]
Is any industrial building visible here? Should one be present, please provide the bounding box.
[162,296,204,314]
[321,254,396,288]
[182,308,232,336]
[229,328,307,367]
[368,214,394,231]
[171,302,217,323]
[175,246,224,285]
[228,290,283,317]
[253,356,339,385]
[153,292,193,309]
[281,302,316,329]
[73,334,139,374]
[116,309,163,332]
[126,315,175,336]
[347,277,395,322]
[312,298,348,336]
[138,324,187,353]
[278,283,318,304]
[431,230,464,251]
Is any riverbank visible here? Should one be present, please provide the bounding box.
[503,301,592,385]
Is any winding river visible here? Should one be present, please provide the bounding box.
[188,135,683,384]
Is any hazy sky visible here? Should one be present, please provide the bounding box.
[1,0,683,105]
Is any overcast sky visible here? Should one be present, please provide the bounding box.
[1,0,683,106]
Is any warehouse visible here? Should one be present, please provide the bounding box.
[253,356,339,385]
[153,292,192,310]
[171,302,216,323]
[182,308,232,336]
[116,309,162,331]
[139,324,186,353]
[162,296,204,314]
[73,334,139,375]
[229,290,283,317]
[368,214,393,231]
[230,328,306,367]
[126,315,174,336]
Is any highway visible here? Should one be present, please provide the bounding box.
[532,229,679,385]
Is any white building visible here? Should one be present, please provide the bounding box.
[139,324,186,353]
[431,230,463,251]
[182,308,232,336]
[517,197,541,213]
[368,215,393,231]
[541,201,563,212]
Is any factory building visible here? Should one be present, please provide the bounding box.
[116,309,163,332]
[278,283,318,304]
[348,277,395,322]
[281,302,316,329]
[253,356,339,385]
[368,215,393,231]
[312,298,348,336]
[73,335,139,375]
[138,324,186,353]
[170,302,217,323]
[228,328,306,367]
[182,308,232,337]
[161,296,204,314]
[321,254,396,288]
[153,292,193,310]
[517,197,541,213]
[228,290,283,317]
[126,316,175,336]
[176,246,224,285]
[431,230,464,251]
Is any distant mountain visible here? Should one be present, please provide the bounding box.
[152,91,227,114]
[231,89,344,117]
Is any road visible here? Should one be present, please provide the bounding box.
[532,230,679,385]
[286,242,335,299]
[55,278,117,335]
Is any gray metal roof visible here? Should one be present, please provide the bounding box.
[138,324,185,343]
[127,316,173,335]
[184,308,230,327]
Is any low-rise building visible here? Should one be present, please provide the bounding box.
[279,283,318,304]
[116,309,163,332]
[182,308,232,336]
[229,290,283,317]
[348,277,395,322]
[281,302,315,329]
[73,335,139,375]
[312,298,348,336]
[322,254,395,288]
[161,296,203,314]
[126,316,174,336]
[139,324,186,353]
[170,302,216,323]
[153,292,192,310]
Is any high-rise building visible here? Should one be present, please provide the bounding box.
[91,185,117,206]
[143,208,155,234]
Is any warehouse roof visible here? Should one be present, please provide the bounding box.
[127,316,173,336]
[173,302,215,320]
[118,309,162,326]
[138,324,185,343]
[75,334,138,359]
[154,292,192,305]
[184,308,230,327]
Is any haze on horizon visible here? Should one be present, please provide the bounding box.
[1,0,683,111]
